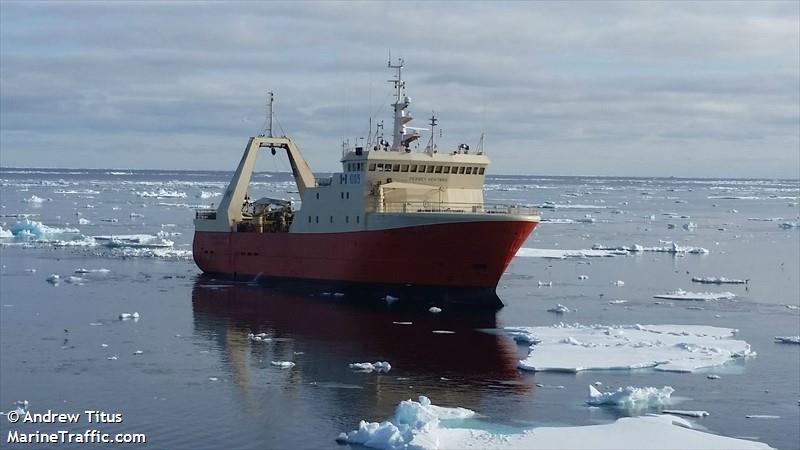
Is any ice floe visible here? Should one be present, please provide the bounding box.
[46,274,60,284]
[592,242,709,255]
[506,323,754,373]
[774,336,800,344]
[779,221,799,229]
[248,332,272,342]
[94,234,174,248]
[653,290,736,301]
[119,312,140,320]
[691,277,747,284]
[78,217,91,225]
[537,281,552,287]
[612,280,625,286]
[197,191,221,199]
[337,396,773,450]
[349,362,392,373]
[74,268,110,274]
[0,226,12,238]
[587,385,673,408]
[428,307,442,314]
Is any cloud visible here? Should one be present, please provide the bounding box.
[1,1,798,178]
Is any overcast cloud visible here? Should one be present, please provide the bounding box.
[1,1,798,178]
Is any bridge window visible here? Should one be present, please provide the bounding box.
[479,167,485,175]
[369,164,376,171]
[426,165,434,173]
[466,167,473,175]
[457,166,464,174]
[315,216,319,223]
[377,163,385,172]
[393,164,400,172]
[434,166,443,173]
[401,165,409,172]
[410,165,418,173]
[443,166,451,174]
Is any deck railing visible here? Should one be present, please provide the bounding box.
[378,201,538,216]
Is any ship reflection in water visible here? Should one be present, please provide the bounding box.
[190,276,531,425]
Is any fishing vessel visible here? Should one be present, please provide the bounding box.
[193,59,539,305]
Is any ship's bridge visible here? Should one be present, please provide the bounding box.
[341,148,489,212]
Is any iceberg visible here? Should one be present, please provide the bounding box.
[0,227,12,238]
[9,219,80,239]
[506,323,754,373]
[337,396,773,450]
[587,385,673,408]
[653,290,735,301]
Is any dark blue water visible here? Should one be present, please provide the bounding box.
[1,168,798,449]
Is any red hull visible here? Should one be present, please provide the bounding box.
[193,221,536,289]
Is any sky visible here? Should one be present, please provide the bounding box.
[1,1,798,178]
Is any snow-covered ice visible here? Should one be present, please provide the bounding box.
[0,227,12,238]
[612,280,625,286]
[653,290,736,301]
[537,281,552,287]
[336,396,773,450]
[349,362,392,373]
[774,336,800,344]
[22,195,49,203]
[506,324,754,373]
[119,312,140,320]
[46,274,59,284]
[135,189,187,198]
[428,307,442,314]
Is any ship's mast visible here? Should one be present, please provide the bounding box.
[388,58,419,151]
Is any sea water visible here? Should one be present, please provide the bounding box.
[0,169,798,449]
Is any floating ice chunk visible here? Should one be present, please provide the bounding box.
[392,321,413,325]
[432,330,456,334]
[99,218,118,223]
[135,189,187,198]
[0,227,12,238]
[707,374,720,380]
[587,385,674,408]
[748,217,784,222]
[63,276,84,284]
[779,222,799,229]
[197,191,222,199]
[10,219,80,239]
[349,362,392,373]
[682,222,697,231]
[10,400,29,415]
[78,217,91,225]
[578,275,588,280]
[428,307,442,314]
[74,268,110,274]
[270,361,295,368]
[22,195,50,203]
[107,355,118,360]
[746,415,780,419]
[129,212,144,218]
[337,396,772,450]
[692,277,747,284]
[537,281,552,287]
[774,336,800,344]
[248,332,272,342]
[506,324,754,373]
[46,274,60,284]
[383,295,399,304]
[133,350,143,355]
[663,410,709,417]
[608,300,628,305]
[547,304,571,314]
[612,280,625,286]
[786,305,799,310]
[119,312,140,320]
[208,377,219,381]
[653,290,735,301]
[333,292,345,298]
[540,203,607,210]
